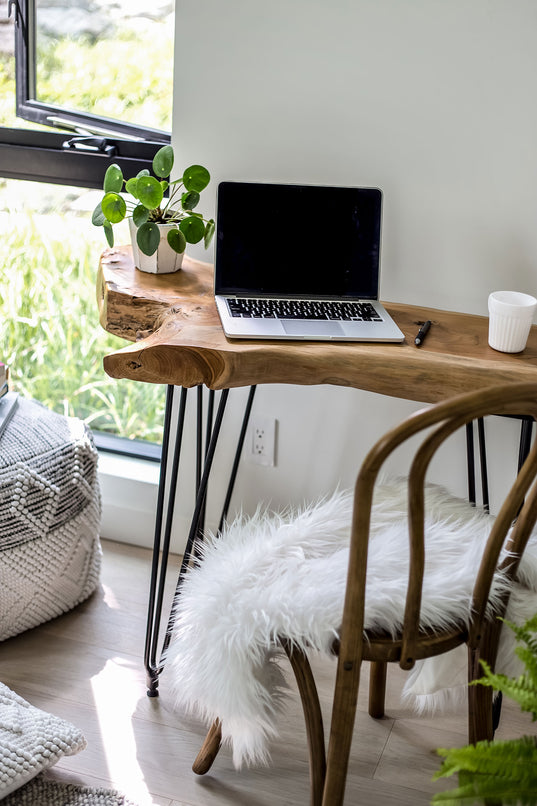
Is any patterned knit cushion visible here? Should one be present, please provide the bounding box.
[0,398,101,641]
[2,775,140,805]
[0,682,86,799]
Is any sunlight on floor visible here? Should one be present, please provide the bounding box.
[91,658,154,806]
[101,583,121,610]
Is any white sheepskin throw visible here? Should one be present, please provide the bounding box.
[166,479,537,769]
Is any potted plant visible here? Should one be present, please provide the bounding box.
[92,145,215,274]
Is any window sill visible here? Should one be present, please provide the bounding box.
[97,450,159,549]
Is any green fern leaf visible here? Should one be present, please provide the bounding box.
[433,737,537,804]
[477,658,537,718]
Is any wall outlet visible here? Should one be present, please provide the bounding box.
[249,416,277,466]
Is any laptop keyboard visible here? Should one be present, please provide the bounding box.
[227,298,383,321]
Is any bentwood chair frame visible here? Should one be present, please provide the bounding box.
[193,382,537,806]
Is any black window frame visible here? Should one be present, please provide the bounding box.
[0,0,168,459]
[1,0,170,187]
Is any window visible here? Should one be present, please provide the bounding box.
[13,0,170,140]
[0,0,173,449]
[2,0,170,184]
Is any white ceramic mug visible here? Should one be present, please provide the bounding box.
[488,290,537,353]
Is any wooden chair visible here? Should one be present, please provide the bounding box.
[191,382,537,805]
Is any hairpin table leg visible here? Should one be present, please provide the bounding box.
[145,385,187,695]
[144,384,257,696]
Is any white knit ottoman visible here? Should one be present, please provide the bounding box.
[0,397,102,641]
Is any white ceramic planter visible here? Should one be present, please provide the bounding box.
[129,219,185,274]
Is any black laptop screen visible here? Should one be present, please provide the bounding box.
[215,182,382,299]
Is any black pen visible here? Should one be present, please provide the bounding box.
[414,320,432,346]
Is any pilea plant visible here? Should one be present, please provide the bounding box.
[92,144,215,257]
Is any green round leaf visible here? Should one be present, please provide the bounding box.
[101,192,127,224]
[153,145,174,179]
[204,218,215,248]
[136,222,161,255]
[132,204,150,227]
[91,201,106,226]
[167,227,187,254]
[136,175,164,210]
[179,215,206,244]
[137,169,150,177]
[183,165,210,193]
[125,177,139,198]
[103,164,124,193]
[181,191,200,211]
[104,222,114,248]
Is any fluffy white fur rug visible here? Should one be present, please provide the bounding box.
[166,479,537,769]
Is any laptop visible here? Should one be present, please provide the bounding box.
[214,181,404,342]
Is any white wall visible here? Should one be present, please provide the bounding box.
[163,0,537,542]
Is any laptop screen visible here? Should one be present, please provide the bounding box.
[215,181,382,299]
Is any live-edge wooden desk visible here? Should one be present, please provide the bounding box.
[98,248,537,400]
[97,246,537,694]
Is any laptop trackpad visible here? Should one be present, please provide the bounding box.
[282,320,345,338]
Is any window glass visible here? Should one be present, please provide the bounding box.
[32,0,173,133]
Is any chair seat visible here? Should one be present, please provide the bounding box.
[167,478,537,769]
[361,625,469,663]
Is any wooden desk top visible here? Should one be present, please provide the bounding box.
[97,246,537,404]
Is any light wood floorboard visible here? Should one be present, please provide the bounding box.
[0,539,533,805]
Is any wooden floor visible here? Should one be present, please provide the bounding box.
[0,539,533,806]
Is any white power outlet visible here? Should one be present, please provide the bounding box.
[249,416,277,466]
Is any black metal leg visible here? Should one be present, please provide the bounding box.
[518,417,534,471]
[159,388,230,661]
[145,385,185,695]
[477,418,489,513]
[466,418,490,511]
[195,389,215,553]
[219,385,257,532]
[196,386,204,491]
[466,422,476,505]
[144,385,256,695]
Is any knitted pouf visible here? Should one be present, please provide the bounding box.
[0,397,102,641]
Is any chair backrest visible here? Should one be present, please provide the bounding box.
[323,382,537,806]
[343,382,537,672]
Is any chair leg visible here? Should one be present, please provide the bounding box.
[192,719,222,775]
[322,655,363,806]
[368,661,387,719]
[281,641,326,806]
[468,617,505,744]
[468,647,494,744]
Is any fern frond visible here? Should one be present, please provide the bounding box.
[476,656,537,719]
[477,672,537,717]
[434,737,537,781]
[516,646,537,692]
[433,737,537,805]
[503,615,537,658]
[519,613,537,633]
[433,777,537,806]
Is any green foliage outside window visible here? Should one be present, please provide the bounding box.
[0,211,165,441]
[35,31,172,131]
[432,614,537,806]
